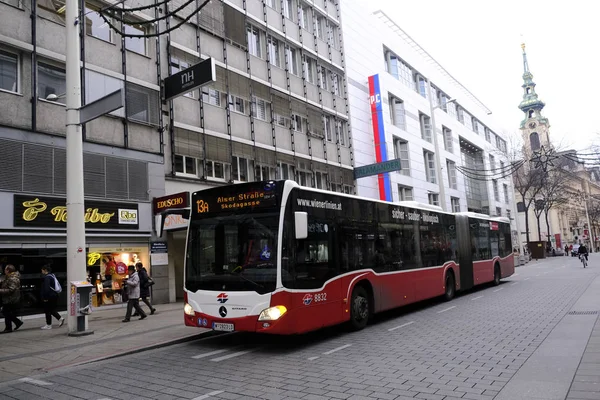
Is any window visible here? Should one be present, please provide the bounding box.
[451,197,460,212]
[424,151,436,184]
[285,45,298,76]
[331,72,341,96]
[323,115,332,142]
[84,5,111,42]
[493,179,499,202]
[428,193,439,206]
[500,160,505,172]
[335,120,346,146]
[326,21,339,49]
[247,25,261,58]
[126,82,160,125]
[174,155,198,177]
[265,0,275,9]
[0,50,18,93]
[443,127,453,153]
[389,95,406,129]
[251,96,268,121]
[228,95,246,114]
[267,35,280,67]
[232,156,250,182]
[447,160,457,189]
[124,23,147,55]
[485,128,491,142]
[84,69,123,115]
[530,132,541,151]
[385,50,413,90]
[202,87,221,107]
[292,114,304,132]
[254,164,276,181]
[456,107,464,124]
[274,113,291,128]
[303,55,316,84]
[299,4,310,30]
[398,185,413,201]
[420,113,432,142]
[331,183,352,194]
[318,67,328,90]
[496,207,502,217]
[393,138,410,176]
[38,62,66,104]
[205,160,228,180]
[503,183,509,203]
[277,162,296,180]
[489,154,495,171]
[506,209,511,219]
[315,16,325,40]
[283,0,294,21]
[415,74,427,97]
[297,170,312,187]
[315,171,328,189]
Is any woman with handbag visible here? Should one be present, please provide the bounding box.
[135,262,156,315]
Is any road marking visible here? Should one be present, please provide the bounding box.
[388,321,415,331]
[210,349,256,362]
[511,282,518,286]
[18,377,53,386]
[513,273,519,276]
[437,306,456,313]
[191,349,231,359]
[535,274,540,277]
[471,295,484,301]
[323,344,352,355]
[193,391,225,400]
[494,287,504,292]
[525,278,530,281]
[308,356,320,361]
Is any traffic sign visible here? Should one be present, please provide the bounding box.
[354,159,402,179]
[163,58,216,101]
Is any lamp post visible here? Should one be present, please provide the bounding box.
[65,0,87,335]
[426,84,457,212]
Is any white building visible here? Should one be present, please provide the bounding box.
[341,2,517,232]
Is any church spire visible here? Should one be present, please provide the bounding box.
[519,43,546,127]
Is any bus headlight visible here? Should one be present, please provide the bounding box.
[184,303,195,316]
[258,305,287,321]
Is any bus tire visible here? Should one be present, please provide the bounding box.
[349,285,370,331]
[444,272,455,302]
[493,264,501,286]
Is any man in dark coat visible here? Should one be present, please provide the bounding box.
[40,265,64,330]
[134,262,156,315]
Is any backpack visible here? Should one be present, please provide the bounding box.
[49,274,62,293]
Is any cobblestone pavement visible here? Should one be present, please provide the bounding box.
[1,255,598,400]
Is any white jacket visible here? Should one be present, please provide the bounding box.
[126,271,140,299]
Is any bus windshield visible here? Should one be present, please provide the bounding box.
[185,213,279,295]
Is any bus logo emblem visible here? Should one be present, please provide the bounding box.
[217,293,228,303]
[303,294,313,305]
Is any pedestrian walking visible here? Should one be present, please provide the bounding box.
[0,264,23,333]
[134,262,156,315]
[565,244,569,256]
[40,265,65,330]
[122,265,147,322]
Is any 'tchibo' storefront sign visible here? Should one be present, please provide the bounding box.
[14,195,139,229]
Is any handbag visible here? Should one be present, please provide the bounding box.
[146,277,155,287]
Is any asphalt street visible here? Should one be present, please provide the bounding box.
[1,255,598,400]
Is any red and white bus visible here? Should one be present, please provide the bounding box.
[182,180,513,334]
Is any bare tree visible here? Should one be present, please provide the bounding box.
[539,169,571,244]
[513,163,545,243]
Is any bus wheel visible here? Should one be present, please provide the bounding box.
[493,264,501,286]
[444,272,455,301]
[350,285,370,331]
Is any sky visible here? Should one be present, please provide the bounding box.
[369,0,600,151]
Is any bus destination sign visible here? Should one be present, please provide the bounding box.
[193,181,280,215]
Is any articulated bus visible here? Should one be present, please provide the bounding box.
[182,180,513,334]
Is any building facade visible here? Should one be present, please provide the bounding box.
[0,0,166,313]
[341,4,517,231]
[515,45,600,251]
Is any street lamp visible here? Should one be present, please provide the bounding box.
[45,93,66,101]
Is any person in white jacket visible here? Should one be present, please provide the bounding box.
[122,265,147,322]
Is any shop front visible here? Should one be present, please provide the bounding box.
[0,193,152,316]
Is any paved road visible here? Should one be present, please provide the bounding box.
[1,255,598,400]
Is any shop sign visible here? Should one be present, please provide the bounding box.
[14,195,139,229]
[153,192,189,214]
[150,241,169,266]
[163,214,189,231]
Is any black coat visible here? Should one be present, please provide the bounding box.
[41,274,58,300]
[138,268,151,298]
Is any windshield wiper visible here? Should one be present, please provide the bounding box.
[230,270,266,290]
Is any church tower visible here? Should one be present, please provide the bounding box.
[519,43,550,155]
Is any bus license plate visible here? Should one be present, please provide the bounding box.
[212,322,234,332]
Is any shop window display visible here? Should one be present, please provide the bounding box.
[86,247,150,307]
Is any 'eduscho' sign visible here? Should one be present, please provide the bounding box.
[13,195,139,229]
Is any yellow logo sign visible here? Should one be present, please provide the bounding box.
[21,199,115,223]
[87,252,102,266]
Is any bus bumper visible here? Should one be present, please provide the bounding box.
[184,311,290,334]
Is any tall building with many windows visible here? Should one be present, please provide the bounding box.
[341,2,517,232]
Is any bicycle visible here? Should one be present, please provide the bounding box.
[580,253,588,268]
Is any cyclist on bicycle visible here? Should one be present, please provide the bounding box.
[578,244,589,262]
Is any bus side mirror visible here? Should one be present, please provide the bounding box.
[294,212,308,240]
